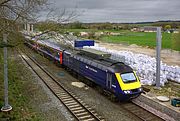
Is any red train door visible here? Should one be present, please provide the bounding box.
[59,52,63,64]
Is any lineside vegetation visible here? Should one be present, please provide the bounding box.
[0,48,43,120]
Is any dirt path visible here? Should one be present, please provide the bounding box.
[98,42,180,66]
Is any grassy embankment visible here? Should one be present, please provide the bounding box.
[0,48,43,120]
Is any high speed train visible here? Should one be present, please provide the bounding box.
[25,37,143,101]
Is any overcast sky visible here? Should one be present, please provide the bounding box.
[50,0,180,23]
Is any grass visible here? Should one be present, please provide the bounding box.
[100,31,180,51]
[144,82,180,98]
[0,48,43,120]
[60,28,128,33]
[172,32,180,51]
[60,29,179,51]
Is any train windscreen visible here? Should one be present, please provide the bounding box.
[120,73,137,83]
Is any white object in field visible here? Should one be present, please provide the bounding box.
[85,45,180,86]
[71,82,85,88]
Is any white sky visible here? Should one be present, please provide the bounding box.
[46,0,180,23]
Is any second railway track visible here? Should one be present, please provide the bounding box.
[121,102,165,121]
[19,50,105,121]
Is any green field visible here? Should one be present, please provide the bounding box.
[100,32,173,49]
[61,29,179,51]
[101,32,180,51]
[60,28,126,33]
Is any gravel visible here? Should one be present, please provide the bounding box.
[21,53,74,121]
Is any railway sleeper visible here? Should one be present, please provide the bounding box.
[60,96,72,100]
[62,98,74,101]
[68,104,80,108]
[78,115,92,120]
[82,118,96,121]
[55,91,66,95]
[52,88,63,93]
[55,90,65,93]
[87,107,92,110]
[73,109,86,113]
[70,107,83,111]
[56,93,65,97]
[64,100,76,104]
[75,112,88,116]
[65,102,78,106]
[60,94,70,97]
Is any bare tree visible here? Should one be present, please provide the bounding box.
[0,0,79,44]
[0,0,49,112]
[0,0,78,112]
[33,6,79,37]
[0,0,49,46]
[0,0,47,28]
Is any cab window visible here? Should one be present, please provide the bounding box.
[121,72,136,83]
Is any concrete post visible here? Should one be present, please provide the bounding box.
[31,24,33,32]
[1,34,12,112]
[24,23,27,30]
[27,23,30,33]
[156,27,161,88]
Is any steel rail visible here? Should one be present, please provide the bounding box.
[19,50,104,121]
[120,101,165,121]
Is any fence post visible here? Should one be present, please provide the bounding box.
[155,27,161,88]
[1,34,12,112]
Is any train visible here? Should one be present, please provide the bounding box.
[24,36,143,101]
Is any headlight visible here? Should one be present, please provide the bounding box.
[127,90,131,93]
[139,88,143,92]
[124,90,131,94]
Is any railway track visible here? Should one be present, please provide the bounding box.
[20,47,166,121]
[120,102,165,121]
[19,50,105,121]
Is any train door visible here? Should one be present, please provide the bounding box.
[59,52,63,64]
[106,73,112,89]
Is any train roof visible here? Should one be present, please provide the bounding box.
[29,36,133,73]
[72,53,133,73]
[32,38,63,51]
[109,62,133,73]
[79,48,111,59]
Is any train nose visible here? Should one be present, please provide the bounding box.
[123,87,143,94]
